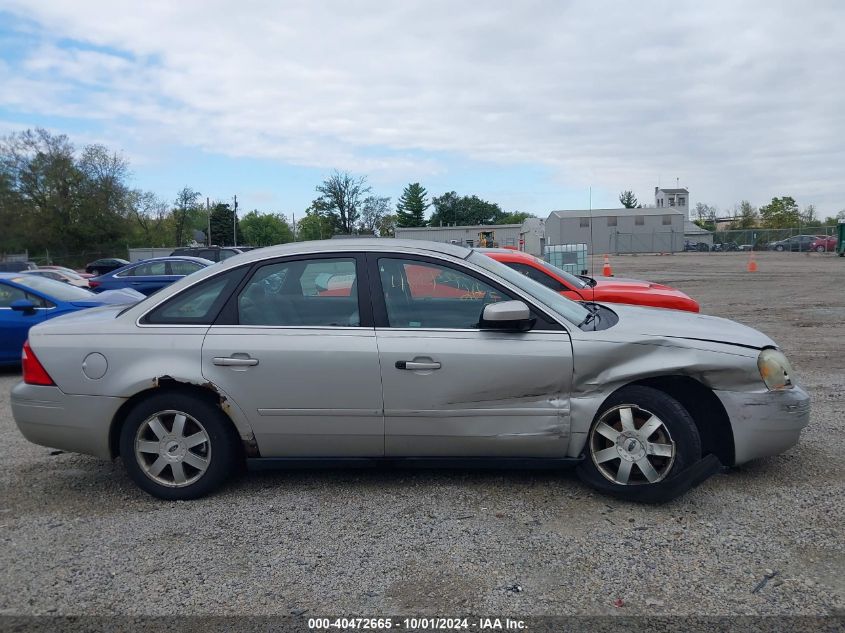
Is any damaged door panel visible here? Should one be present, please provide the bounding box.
[377,329,573,456]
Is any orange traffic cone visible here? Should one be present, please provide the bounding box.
[747,253,758,272]
[602,254,613,277]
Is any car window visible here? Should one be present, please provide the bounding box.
[238,258,360,327]
[125,261,168,277]
[168,260,204,276]
[378,258,511,329]
[504,262,566,292]
[144,268,244,325]
[0,283,27,307]
[219,249,239,260]
[468,252,590,326]
[198,250,216,260]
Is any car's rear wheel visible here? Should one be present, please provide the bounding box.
[119,392,238,500]
[577,385,701,500]
[775,245,785,252]
[815,245,825,253]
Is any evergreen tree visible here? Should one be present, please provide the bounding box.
[396,182,430,227]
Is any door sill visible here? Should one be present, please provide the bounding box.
[246,456,583,471]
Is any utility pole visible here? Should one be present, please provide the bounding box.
[233,194,238,247]
[206,197,211,246]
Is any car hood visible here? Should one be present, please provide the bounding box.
[593,276,682,293]
[606,303,775,350]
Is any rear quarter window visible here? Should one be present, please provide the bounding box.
[143,268,246,325]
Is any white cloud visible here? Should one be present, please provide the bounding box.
[1,0,843,212]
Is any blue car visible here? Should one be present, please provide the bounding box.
[89,256,212,295]
[0,274,144,366]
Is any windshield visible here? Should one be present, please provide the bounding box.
[468,252,590,325]
[533,257,590,289]
[9,275,96,301]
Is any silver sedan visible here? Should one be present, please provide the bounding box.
[11,240,809,501]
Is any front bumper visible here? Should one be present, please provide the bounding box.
[716,385,810,465]
[11,382,125,459]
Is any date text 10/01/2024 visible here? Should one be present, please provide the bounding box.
[307,617,526,630]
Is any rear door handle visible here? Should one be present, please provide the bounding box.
[213,357,259,367]
[395,360,441,371]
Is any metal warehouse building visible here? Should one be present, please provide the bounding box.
[394,224,523,249]
[546,207,685,254]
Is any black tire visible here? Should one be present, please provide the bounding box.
[775,245,785,252]
[119,392,239,500]
[815,246,825,253]
[576,385,701,501]
[91,269,100,276]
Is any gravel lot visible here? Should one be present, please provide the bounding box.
[0,251,843,617]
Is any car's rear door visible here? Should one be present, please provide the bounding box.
[369,254,573,458]
[201,253,384,457]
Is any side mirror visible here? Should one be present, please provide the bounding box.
[10,299,36,314]
[480,300,535,332]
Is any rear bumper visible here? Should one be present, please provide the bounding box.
[11,382,125,459]
[716,385,810,465]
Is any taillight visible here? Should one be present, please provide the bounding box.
[88,280,100,289]
[22,340,55,386]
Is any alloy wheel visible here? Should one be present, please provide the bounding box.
[134,410,211,487]
[589,404,676,485]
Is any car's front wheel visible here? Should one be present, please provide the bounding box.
[815,245,825,253]
[775,245,785,251]
[119,392,239,500]
[576,385,701,500]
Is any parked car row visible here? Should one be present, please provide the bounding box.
[766,234,837,252]
[10,239,808,503]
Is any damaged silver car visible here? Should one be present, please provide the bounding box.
[11,240,810,501]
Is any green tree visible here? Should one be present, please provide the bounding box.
[619,190,638,208]
[127,190,171,246]
[358,195,391,234]
[730,200,758,229]
[315,171,371,234]
[376,213,397,237]
[296,200,335,241]
[759,196,800,229]
[428,192,505,226]
[208,202,242,246]
[396,182,429,227]
[239,210,293,246]
[173,186,202,246]
[0,128,135,263]
[498,211,535,224]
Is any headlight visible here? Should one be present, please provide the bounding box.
[757,348,794,390]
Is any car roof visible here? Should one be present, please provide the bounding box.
[224,238,471,262]
[476,247,535,260]
[131,256,213,265]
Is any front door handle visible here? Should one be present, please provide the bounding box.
[213,356,259,367]
[396,360,441,371]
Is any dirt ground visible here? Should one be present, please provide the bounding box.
[0,251,843,618]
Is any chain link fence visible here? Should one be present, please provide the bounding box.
[709,225,839,252]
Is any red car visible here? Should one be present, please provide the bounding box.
[810,236,838,253]
[481,249,700,312]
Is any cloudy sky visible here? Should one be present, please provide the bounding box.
[1,1,843,218]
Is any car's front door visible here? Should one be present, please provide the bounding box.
[201,254,384,457]
[369,255,573,457]
[0,283,47,363]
